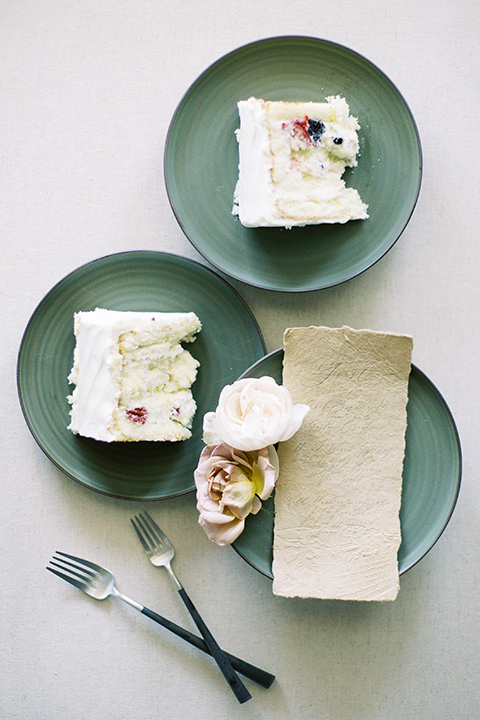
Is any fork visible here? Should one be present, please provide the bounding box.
[47,552,274,690]
[131,512,252,704]
[47,550,275,688]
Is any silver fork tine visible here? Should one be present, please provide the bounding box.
[47,552,101,586]
[132,513,166,555]
[131,517,152,554]
[141,512,170,549]
[50,556,97,581]
[47,565,88,592]
[54,551,105,574]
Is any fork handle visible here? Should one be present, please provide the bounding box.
[140,605,274,688]
[177,588,252,703]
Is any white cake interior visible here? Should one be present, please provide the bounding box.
[233,95,369,228]
[67,308,201,442]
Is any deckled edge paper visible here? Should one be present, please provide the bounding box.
[272,326,413,601]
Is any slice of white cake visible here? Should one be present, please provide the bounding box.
[233,95,369,228]
[272,326,412,601]
[67,308,201,442]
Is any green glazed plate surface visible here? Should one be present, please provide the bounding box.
[17,251,266,500]
[232,349,461,576]
[165,36,422,292]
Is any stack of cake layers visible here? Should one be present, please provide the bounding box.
[233,96,369,228]
[67,309,201,443]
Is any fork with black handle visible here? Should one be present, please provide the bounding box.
[131,512,252,704]
[47,551,274,690]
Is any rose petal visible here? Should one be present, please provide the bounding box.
[276,402,310,442]
[202,412,221,445]
[198,514,245,546]
[250,496,262,515]
[220,479,256,519]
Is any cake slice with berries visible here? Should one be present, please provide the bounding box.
[232,95,368,228]
[67,308,201,442]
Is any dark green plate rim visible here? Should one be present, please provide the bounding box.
[164,35,422,292]
[17,251,266,501]
[232,348,462,578]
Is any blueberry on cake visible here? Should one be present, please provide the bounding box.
[232,95,369,228]
[67,308,201,442]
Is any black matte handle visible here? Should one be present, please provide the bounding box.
[140,605,274,688]
[177,587,251,703]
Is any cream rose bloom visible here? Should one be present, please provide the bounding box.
[203,376,309,452]
[194,443,278,545]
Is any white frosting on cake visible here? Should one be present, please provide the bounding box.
[232,96,369,228]
[67,309,201,442]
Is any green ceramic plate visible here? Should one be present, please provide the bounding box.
[17,251,266,500]
[165,36,422,292]
[232,349,461,576]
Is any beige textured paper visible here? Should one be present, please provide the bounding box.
[272,326,413,601]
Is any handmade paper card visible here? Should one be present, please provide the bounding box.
[273,326,413,601]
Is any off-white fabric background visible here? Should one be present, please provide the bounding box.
[1,2,478,718]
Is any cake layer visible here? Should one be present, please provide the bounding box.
[67,308,201,442]
[272,326,412,601]
[233,95,369,228]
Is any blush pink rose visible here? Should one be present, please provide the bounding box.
[194,442,278,545]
